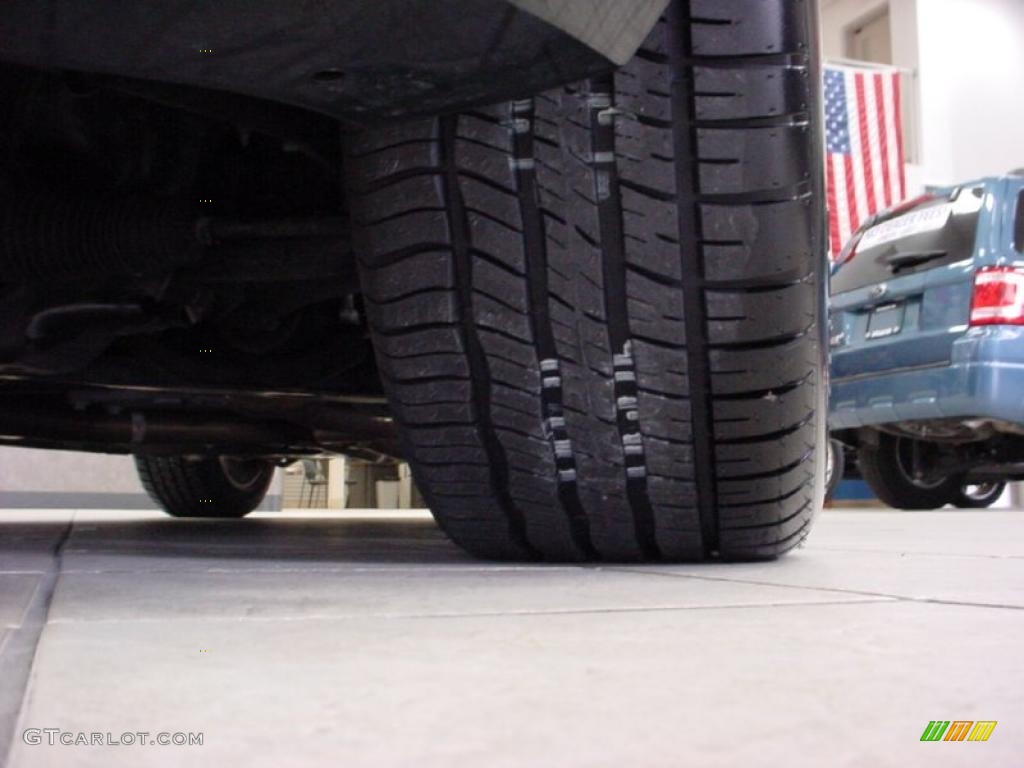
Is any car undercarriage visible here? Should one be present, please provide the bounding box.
[0,65,397,459]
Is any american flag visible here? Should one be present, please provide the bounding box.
[824,65,907,257]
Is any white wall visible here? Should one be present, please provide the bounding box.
[0,447,147,507]
[822,0,918,65]
[915,0,1024,185]
[0,447,138,493]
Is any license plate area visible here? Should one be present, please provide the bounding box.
[865,303,905,339]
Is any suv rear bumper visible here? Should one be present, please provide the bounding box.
[830,326,1024,429]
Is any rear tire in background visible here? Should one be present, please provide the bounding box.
[858,434,958,510]
[135,456,274,518]
[346,0,826,561]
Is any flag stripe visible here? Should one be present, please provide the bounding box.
[844,70,869,232]
[892,71,907,199]
[874,73,893,209]
[836,155,852,246]
[839,154,856,239]
[826,155,840,254]
[843,153,859,235]
[882,72,902,206]
[863,73,886,210]
[854,73,877,216]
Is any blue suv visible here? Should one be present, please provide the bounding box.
[829,172,1024,509]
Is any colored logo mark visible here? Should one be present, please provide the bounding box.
[921,721,997,742]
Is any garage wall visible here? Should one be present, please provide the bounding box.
[0,446,281,509]
[914,0,1024,185]
[0,447,149,508]
[822,0,918,65]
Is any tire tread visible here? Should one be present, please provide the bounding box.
[346,0,824,561]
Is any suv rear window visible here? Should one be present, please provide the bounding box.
[831,186,985,295]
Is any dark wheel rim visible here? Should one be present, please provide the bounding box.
[218,457,268,492]
[894,438,946,490]
[961,483,1002,502]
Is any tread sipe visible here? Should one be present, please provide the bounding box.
[346,0,827,561]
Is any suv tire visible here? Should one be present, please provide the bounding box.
[135,456,274,518]
[346,0,826,561]
[858,434,958,510]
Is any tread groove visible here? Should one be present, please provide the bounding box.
[668,1,719,556]
[510,98,596,559]
[587,74,661,560]
[439,114,537,559]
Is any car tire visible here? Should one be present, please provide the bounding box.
[135,456,274,518]
[858,434,958,510]
[825,438,845,503]
[953,482,1005,509]
[346,0,826,561]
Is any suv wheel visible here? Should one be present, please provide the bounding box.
[346,0,826,561]
[954,482,1005,509]
[135,456,274,518]
[858,434,958,510]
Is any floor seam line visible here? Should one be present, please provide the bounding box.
[41,598,896,625]
[0,513,74,768]
[810,546,1024,560]
[604,567,1024,612]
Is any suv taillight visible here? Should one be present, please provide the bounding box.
[970,267,1024,325]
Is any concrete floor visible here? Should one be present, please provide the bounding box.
[0,508,1021,767]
